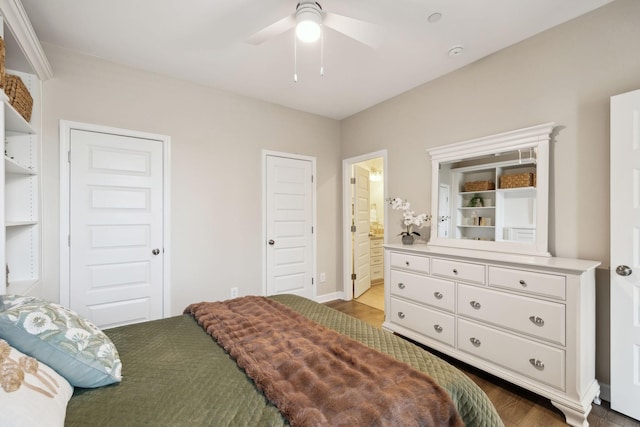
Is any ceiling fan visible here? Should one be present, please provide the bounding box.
[245,1,382,48]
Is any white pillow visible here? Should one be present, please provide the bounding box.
[0,339,74,427]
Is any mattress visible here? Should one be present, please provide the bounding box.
[65,294,503,426]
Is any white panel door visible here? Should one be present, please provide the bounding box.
[266,155,314,298]
[353,165,371,298]
[611,88,640,421]
[70,129,164,328]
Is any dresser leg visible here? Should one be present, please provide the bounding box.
[550,401,591,427]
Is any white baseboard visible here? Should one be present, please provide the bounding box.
[598,382,610,403]
[315,291,346,303]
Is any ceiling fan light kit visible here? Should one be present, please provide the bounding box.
[246,0,382,82]
[295,1,323,43]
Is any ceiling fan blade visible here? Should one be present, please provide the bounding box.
[323,12,383,48]
[245,14,296,45]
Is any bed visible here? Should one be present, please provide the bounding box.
[0,293,502,425]
[60,294,503,426]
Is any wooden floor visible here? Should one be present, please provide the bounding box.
[324,299,640,427]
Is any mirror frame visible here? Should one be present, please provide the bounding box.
[427,123,555,257]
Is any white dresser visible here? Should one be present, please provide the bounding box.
[370,236,384,284]
[383,244,600,427]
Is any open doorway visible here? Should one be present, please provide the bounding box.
[342,150,387,312]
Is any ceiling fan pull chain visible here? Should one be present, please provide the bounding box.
[294,35,298,82]
[320,30,324,77]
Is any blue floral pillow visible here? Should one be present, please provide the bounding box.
[0,295,122,388]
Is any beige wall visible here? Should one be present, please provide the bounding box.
[340,0,640,389]
[40,45,342,314]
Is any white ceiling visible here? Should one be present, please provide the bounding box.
[20,0,612,120]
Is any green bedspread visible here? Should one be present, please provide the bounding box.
[65,294,503,426]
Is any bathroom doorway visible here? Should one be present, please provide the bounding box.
[342,150,387,312]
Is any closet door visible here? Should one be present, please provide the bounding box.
[265,154,315,299]
[68,128,165,329]
[610,88,640,421]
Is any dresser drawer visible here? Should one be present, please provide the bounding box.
[370,238,383,248]
[390,270,455,312]
[370,265,384,280]
[458,319,565,390]
[371,246,384,257]
[489,266,566,300]
[390,252,430,273]
[432,258,485,284]
[457,284,565,345]
[390,298,455,347]
[371,255,383,266]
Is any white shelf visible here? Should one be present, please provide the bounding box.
[3,94,35,134]
[7,279,39,295]
[459,190,495,195]
[458,206,495,210]
[5,156,36,174]
[498,186,536,194]
[5,220,37,227]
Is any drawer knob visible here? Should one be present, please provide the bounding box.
[469,337,481,347]
[452,268,458,275]
[529,316,545,326]
[434,324,443,333]
[434,291,443,300]
[519,279,527,286]
[529,358,545,370]
[405,261,410,266]
[397,311,405,319]
[469,300,481,309]
[397,282,405,289]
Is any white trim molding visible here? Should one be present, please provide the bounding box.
[0,0,53,80]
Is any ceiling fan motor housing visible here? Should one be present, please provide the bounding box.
[296,2,322,13]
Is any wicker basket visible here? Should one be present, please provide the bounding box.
[463,180,495,192]
[499,172,536,189]
[4,74,33,122]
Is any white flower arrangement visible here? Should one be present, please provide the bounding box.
[388,197,431,237]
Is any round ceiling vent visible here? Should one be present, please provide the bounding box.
[427,13,442,23]
[448,45,464,57]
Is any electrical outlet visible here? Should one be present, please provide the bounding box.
[320,272,326,283]
[230,287,239,298]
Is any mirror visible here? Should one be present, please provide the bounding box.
[427,123,554,257]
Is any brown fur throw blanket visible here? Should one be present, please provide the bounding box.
[185,296,463,427]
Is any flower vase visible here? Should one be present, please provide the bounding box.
[402,235,414,245]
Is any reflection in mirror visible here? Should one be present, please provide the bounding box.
[438,149,537,242]
[428,123,554,257]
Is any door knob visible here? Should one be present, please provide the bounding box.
[616,265,632,276]
[268,239,275,245]
[152,248,160,255]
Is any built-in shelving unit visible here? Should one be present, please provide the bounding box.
[3,70,39,295]
[0,0,53,296]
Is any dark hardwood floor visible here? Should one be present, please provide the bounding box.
[324,298,640,427]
